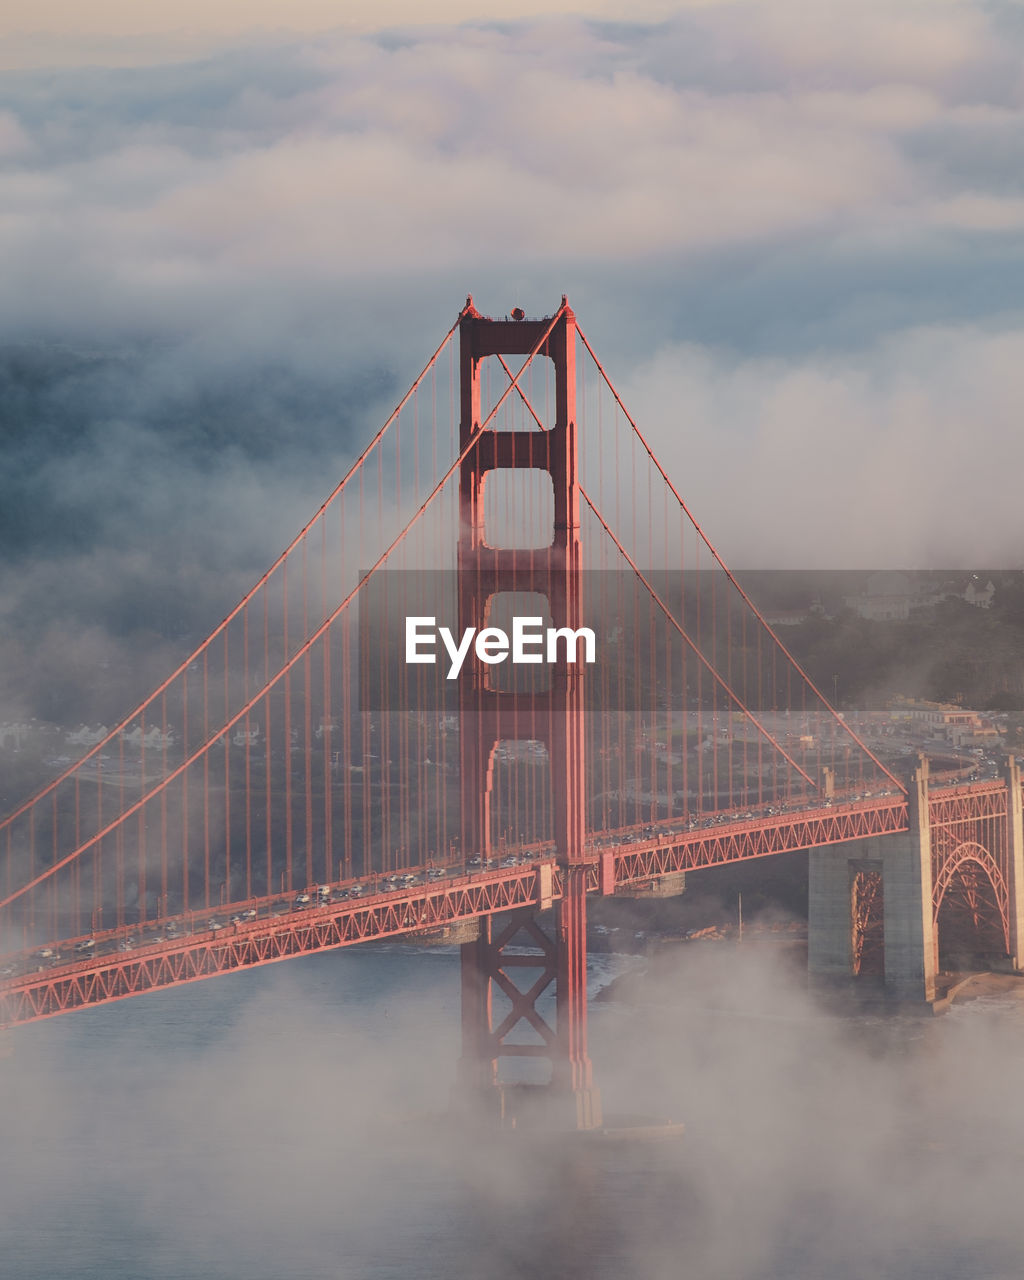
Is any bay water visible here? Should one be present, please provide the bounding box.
[3,941,1023,1279]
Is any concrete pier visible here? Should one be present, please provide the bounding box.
[1004,756,1024,970]
[809,760,936,1003]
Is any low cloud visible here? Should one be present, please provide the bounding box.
[3,1,1024,751]
[1,4,1023,347]
[625,322,1024,567]
[4,944,1024,1277]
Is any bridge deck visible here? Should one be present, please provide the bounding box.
[0,791,920,1028]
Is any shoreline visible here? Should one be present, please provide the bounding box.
[592,925,1024,1017]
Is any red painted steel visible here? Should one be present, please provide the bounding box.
[455,299,597,1124]
[3,866,557,1027]
[851,867,884,977]
[0,298,1017,1051]
[2,787,1016,1029]
[928,780,1012,954]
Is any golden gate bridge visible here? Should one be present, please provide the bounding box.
[1,298,1020,1128]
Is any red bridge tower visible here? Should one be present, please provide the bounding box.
[456,297,600,1129]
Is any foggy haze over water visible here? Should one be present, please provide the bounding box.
[4,944,1024,1279]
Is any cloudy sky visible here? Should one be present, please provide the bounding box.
[3,0,1024,723]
